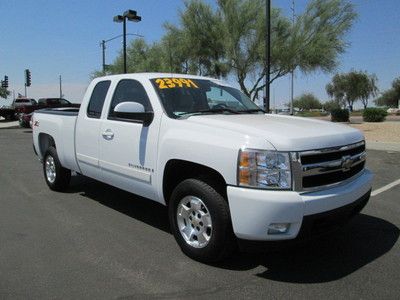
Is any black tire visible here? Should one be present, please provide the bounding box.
[19,118,28,128]
[169,179,235,263]
[43,146,71,191]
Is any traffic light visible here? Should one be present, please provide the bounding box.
[3,75,8,88]
[25,69,31,87]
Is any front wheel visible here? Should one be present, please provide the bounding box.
[169,179,235,263]
[43,146,71,191]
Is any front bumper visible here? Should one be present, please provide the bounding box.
[227,169,373,241]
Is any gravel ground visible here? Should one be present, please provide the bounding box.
[311,115,400,144]
[349,121,400,143]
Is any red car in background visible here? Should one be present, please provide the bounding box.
[18,98,80,128]
[0,98,36,120]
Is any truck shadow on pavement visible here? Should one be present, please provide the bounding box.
[68,175,171,233]
[222,214,399,283]
[68,175,399,284]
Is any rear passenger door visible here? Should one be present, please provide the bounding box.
[75,80,111,181]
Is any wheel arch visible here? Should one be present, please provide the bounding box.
[38,133,56,158]
[162,159,227,204]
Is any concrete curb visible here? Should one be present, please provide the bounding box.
[0,121,19,129]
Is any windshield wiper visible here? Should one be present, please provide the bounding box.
[238,108,265,114]
[177,108,240,117]
[197,108,240,114]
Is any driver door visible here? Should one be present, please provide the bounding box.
[99,79,158,200]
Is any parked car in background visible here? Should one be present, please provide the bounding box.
[13,98,37,108]
[1,98,36,120]
[17,98,80,127]
[0,106,16,120]
[19,112,33,128]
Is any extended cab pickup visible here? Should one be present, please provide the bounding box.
[32,73,373,262]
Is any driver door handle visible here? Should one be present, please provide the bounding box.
[102,129,114,139]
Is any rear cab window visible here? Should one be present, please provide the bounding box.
[87,81,111,118]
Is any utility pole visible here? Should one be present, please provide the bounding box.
[59,75,63,99]
[264,0,271,113]
[101,40,106,72]
[168,39,173,73]
[290,0,295,115]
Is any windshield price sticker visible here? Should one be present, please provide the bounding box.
[155,78,199,89]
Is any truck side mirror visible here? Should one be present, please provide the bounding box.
[113,101,154,126]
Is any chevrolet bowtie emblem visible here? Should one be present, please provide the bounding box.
[341,155,353,171]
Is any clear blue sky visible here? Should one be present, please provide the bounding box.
[0,0,399,107]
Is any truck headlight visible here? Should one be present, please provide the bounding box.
[238,149,292,190]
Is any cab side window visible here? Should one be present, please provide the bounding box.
[87,80,111,118]
[108,79,152,120]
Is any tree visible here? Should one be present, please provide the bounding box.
[292,93,322,110]
[326,71,378,110]
[322,99,341,112]
[218,0,357,100]
[92,38,172,78]
[0,87,10,99]
[96,0,357,102]
[374,77,400,108]
[359,73,378,109]
[173,0,228,77]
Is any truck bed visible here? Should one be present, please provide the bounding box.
[33,107,80,173]
[34,107,80,116]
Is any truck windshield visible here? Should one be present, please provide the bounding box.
[150,78,263,119]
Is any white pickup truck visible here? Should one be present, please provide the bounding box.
[32,73,373,262]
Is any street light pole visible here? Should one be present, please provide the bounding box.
[123,17,127,73]
[113,10,142,74]
[290,0,295,115]
[264,0,271,113]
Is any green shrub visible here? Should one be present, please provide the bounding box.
[362,108,388,122]
[295,111,328,117]
[330,109,349,122]
[323,100,341,112]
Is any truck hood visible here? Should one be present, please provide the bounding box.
[184,114,364,151]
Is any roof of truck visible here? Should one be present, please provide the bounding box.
[97,72,215,80]
[93,72,229,86]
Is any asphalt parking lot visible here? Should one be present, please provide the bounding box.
[0,128,399,299]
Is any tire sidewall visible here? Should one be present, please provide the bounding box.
[169,179,233,262]
[43,147,70,191]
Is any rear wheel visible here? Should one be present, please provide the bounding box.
[43,146,71,191]
[169,179,235,263]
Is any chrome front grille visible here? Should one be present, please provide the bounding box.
[292,141,366,192]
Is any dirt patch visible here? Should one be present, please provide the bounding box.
[349,122,400,143]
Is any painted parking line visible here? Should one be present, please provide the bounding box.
[371,178,400,197]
